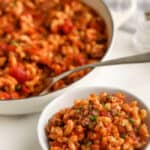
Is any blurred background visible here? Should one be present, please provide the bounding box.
[104,0,150,52]
[0,1,149,150]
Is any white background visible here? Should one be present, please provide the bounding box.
[0,25,150,150]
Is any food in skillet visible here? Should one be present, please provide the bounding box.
[0,0,108,100]
[45,92,149,150]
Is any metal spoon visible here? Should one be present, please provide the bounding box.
[40,52,150,95]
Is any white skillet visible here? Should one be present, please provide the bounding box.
[0,0,114,115]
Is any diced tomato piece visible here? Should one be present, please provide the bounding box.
[61,19,74,34]
[100,110,111,117]
[7,45,16,51]
[9,66,28,83]
[22,85,30,94]
[0,44,16,52]
[89,20,105,33]
[51,64,64,75]
[0,92,19,100]
[51,141,62,147]
[40,57,52,68]
[4,26,14,33]
[0,44,7,56]
[10,92,19,99]
[0,43,7,51]
[25,47,40,55]
[74,54,86,65]
[0,92,11,100]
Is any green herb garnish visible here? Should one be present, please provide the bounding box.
[15,84,22,91]
[107,95,112,101]
[136,127,140,132]
[87,140,92,147]
[121,134,126,139]
[89,115,97,121]
[10,41,19,47]
[88,122,96,129]
[88,123,93,129]
[129,118,134,125]
[88,101,93,111]
[115,112,120,116]
[100,101,105,107]
[76,106,83,113]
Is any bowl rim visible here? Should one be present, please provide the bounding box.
[0,0,114,102]
[37,85,150,150]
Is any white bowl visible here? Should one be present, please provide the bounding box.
[0,0,114,115]
[38,86,150,150]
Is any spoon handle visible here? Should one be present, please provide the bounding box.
[53,52,150,82]
[42,52,150,95]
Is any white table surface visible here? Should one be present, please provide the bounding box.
[0,29,150,150]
